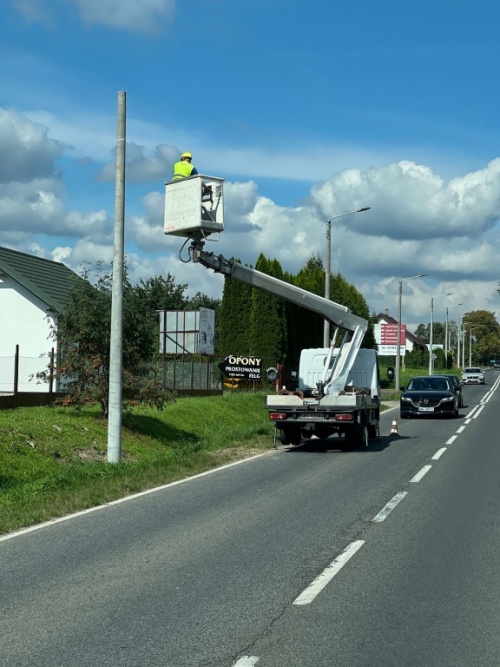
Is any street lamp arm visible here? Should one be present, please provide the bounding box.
[323,206,371,346]
[327,206,371,223]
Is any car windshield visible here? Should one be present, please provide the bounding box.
[464,368,481,373]
[408,377,449,391]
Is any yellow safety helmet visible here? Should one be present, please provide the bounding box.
[181,152,192,159]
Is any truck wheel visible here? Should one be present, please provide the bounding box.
[345,425,369,449]
[280,426,301,446]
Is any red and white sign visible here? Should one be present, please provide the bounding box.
[381,324,406,345]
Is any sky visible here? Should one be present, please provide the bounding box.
[1,0,500,331]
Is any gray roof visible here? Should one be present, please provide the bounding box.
[0,246,82,314]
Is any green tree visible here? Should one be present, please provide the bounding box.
[54,267,169,416]
[249,254,287,363]
[218,259,253,357]
[462,310,500,365]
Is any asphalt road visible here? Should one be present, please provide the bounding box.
[2,371,499,667]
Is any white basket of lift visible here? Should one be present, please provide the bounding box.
[164,174,224,238]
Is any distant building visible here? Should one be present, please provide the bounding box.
[373,312,427,356]
[0,246,82,392]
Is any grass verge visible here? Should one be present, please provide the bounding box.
[0,392,273,536]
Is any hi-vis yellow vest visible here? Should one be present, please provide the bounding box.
[173,161,195,181]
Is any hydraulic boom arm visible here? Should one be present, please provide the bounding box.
[190,242,368,396]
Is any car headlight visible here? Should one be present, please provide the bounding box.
[440,396,453,402]
[401,396,412,402]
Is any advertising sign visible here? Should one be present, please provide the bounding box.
[378,324,407,356]
[218,355,262,380]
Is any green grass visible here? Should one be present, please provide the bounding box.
[0,392,274,535]
[0,389,402,536]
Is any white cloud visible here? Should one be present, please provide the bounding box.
[97,143,179,183]
[0,109,62,183]
[71,0,175,31]
[10,0,53,25]
[12,0,175,32]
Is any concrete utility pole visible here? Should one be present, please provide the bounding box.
[395,274,427,391]
[107,91,127,463]
[428,292,452,375]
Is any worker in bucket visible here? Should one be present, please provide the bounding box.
[172,152,212,199]
[172,152,198,180]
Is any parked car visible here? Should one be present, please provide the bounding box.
[461,367,485,384]
[433,374,464,407]
[400,375,459,419]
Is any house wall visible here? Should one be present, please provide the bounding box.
[0,275,58,393]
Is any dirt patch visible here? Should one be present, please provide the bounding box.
[207,447,268,465]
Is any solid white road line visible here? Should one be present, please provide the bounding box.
[372,491,408,522]
[432,448,447,460]
[446,435,457,445]
[410,465,432,483]
[233,657,260,666]
[0,452,269,543]
[293,540,365,606]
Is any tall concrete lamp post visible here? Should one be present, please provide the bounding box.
[395,273,427,391]
[324,207,370,346]
[448,303,462,367]
[428,292,452,375]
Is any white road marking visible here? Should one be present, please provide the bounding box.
[410,465,432,483]
[0,452,269,543]
[446,435,457,445]
[432,448,447,460]
[293,540,365,605]
[372,492,408,522]
[456,425,466,433]
[466,407,478,419]
[474,405,485,418]
[465,419,471,424]
[233,658,260,666]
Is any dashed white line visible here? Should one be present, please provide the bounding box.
[372,491,408,522]
[233,658,260,666]
[456,425,466,433]
[410,465,432,483]
[446,435,457,445]
[432,448,447,460]
[474,405,485,418]
[293,540,365,605]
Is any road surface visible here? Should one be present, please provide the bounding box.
[2,371,499,666]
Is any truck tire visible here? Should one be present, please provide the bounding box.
[280,425,301,446]
[345,424,369,449]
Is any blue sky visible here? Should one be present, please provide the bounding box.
[1,0,500,329]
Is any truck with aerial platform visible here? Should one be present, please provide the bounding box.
[163,174,380,449]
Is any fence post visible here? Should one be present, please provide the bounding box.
[14,345,19,396]
[49,347,54,395]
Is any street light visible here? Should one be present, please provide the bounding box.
[323,206,371,346]
[429,292,453,375]
[395,273,427,391]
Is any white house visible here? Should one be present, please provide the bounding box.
[0,246,81,393]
